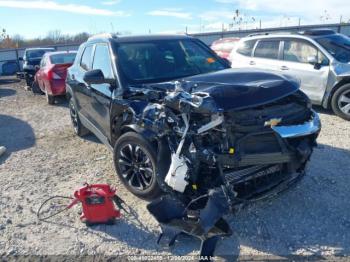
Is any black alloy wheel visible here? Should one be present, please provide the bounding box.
[114,132,161,199]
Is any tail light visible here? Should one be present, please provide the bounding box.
[52,72,62,80]
[47,66,63,80]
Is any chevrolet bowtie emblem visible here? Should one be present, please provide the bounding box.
[264,118,282,127]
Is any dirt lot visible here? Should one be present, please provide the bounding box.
[0,76,350,260]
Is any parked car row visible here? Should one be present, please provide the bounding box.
[21,47,55,87]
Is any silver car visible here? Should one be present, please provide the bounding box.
[230,29,350,120]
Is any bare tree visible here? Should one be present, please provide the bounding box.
[1,28,7,39]
[46,30,63,43]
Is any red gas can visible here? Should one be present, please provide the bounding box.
[73,184,121,225]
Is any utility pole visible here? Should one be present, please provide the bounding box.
[110,22,115,33]
[221,23,224,38]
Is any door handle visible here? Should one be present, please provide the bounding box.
[71,74,76,80]
[249,61,256,65]
[280,66,289,70]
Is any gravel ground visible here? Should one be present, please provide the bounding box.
[0,76,349,260]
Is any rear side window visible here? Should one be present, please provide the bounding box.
[254,40,280,59]
[92,44,113,79]
[80,45,93,71]
[236,40,256,56]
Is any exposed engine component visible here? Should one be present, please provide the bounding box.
[120,73,321,256]
[165,114,190,193]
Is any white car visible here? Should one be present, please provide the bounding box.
[229,29,350,120]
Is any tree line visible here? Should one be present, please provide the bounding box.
[0,29,90,49]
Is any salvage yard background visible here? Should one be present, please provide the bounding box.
[1,22,350,76]
[0,76,350,259]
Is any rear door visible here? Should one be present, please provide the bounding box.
[279,39,330,103]
[72,45,94,121]
[89,43,115,139]
[251,39,283,71]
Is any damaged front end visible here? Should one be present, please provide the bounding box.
[125,71,320,256]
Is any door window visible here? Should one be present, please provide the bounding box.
[283,40,328,65]
[92,44,113,79]
[236,40,257,56]
[80,45,93,71]
[254,40,280,59]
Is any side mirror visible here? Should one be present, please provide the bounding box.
[34,65,40,72]
[83,69,110,85]
[18,57,23,61]
[307,55,318,65]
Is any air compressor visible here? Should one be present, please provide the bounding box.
[38,183,126,225]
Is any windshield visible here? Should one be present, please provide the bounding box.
[50,53,76,64]
[25,49,54,60]
[116,39,228,83]
[315,34,350,63]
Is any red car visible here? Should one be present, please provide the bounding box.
[211,37,240,59]
[33,51,77,104]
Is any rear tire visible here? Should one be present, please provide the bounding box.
[45,89,55,105]
[69,98,90,137]
[31,81,44,95]
[331,84,350,121]
[113,132,162,200]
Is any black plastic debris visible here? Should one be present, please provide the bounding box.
[147,193,232,261]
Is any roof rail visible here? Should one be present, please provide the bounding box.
[299,29,336,36]
[248,31,299,37]
[248,32,270,37]
[87,33,118,41]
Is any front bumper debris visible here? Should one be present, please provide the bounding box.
[272,110,321,138]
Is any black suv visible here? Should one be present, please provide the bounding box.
[66,34,320,207]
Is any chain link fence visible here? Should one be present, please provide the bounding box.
[1,23,350,75]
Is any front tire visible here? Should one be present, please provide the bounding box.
[113,132,161,200]
[69,98,90,137]
[331,84,350,121]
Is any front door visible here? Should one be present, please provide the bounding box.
[89,43,115,140]
[280,39,330,103]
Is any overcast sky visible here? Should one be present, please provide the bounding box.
[0,0,349,38]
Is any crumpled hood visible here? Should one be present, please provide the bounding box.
[181,68,300,111]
